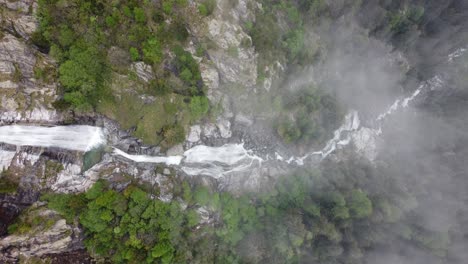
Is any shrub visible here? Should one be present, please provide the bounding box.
[142,37,162,65]
[202,0,216,16]
[189,96,210,120]
[167,20,189,42]
[0,173,18,194]
[198,4,208,16]
[162,124,186,146]
[129,47,140,61]
[348,189,373,218]
[173,46,202,87]
[58,25,75,48]
[277,120,301,144]
[149,79,171,96]
[179,68,193,83]
[105,15,118,27]
[133,7,147,24]
[389,12,411,34]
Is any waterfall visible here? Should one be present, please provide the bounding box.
[0,125,105,152]
[1,47,465,179]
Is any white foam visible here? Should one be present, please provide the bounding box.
[0,125,105,152]
[0,150,16,171]
[113,148,183,165]
[184,143,263,164]
[448,46,468,62]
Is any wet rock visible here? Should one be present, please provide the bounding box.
[352,127,379,161]
[202,123,218,138]
[235,113,254,126]
[166,144,184,156]
[217,119,232,138]
[187,125,201,143]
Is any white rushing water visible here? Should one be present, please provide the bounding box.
[113,144,263,178]
[1,47,465,179]
[182,144,263,178]
[448,46,468,62]
[113,148,183,165]
[0,125,105,152]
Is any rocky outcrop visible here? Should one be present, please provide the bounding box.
[0,1,63,125]
[189,0,258,90]
[0,206,83,263]
[131,62,154,83]
[0,32,61,124]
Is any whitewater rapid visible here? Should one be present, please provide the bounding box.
[1,47,465,179]
[0,78,442,178]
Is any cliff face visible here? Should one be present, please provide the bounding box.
[0,201,87,263]
[0,0,468,262]
[0,1,64,125]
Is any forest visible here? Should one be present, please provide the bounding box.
[2,0,467,263]
[25,155,451,264]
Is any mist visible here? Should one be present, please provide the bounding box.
[2,0,468,263]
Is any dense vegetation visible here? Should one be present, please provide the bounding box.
[274,85,343,145]
[36,155,452,263]
[35,0,211,147]
[241,0,427,146]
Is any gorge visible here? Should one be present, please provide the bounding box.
[1,0,468,263]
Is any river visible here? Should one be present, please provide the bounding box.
[0,47,465,179]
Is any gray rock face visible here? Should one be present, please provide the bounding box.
[187,125,202,143]
[187,0,258,92]
[206,17,257,87]
[0,0,35,13]
[131,62,154,83]
[351,127,379,161]
[0,33,61,124]
[0,208,83,262]
[0,34,36,79]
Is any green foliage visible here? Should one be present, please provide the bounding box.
[274,85,342,145]
[41,192,86,223]
[162,124,186,146]
[173,45,202,89]
[389,6,424,34]
[37,155,450,264]
[277,120,302,144]
[129,47,140,61]
[149,79,171,96]
[40,181,184,262]
[7,208,58,235]
[58,45,107,110]
[0,171,19,194]
[194,186,211,206]
[348,189,373,218]
[133,7,147,24]
[189,96,210,120]
[198,0,216,16]
[142,37,162,65]
[37,0,211,147]
[198,4,208,16]
[43,160,64,180]
[250,2,305,62]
